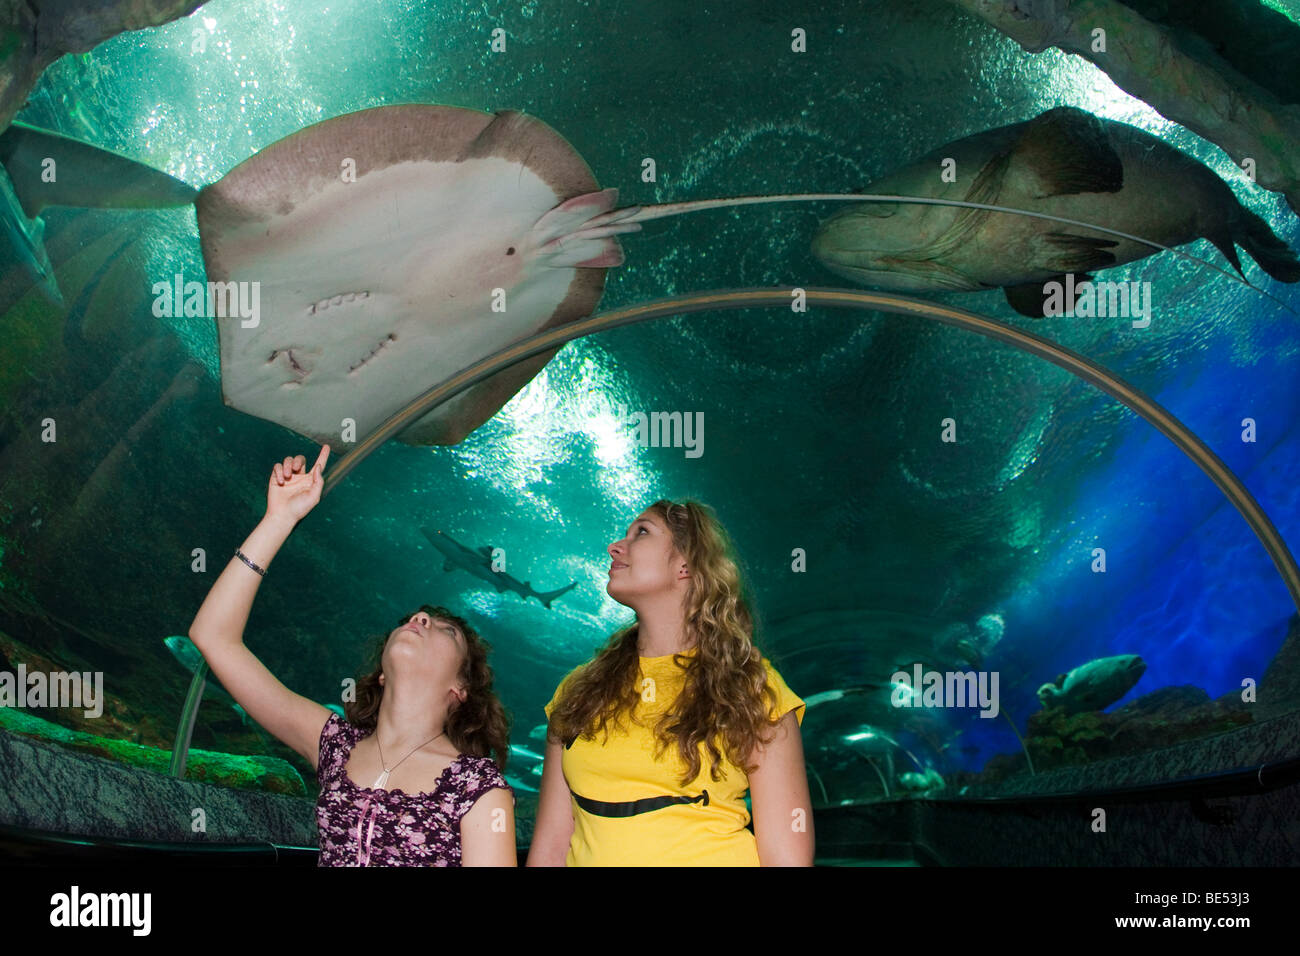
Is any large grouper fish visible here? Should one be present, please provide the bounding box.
[811,106,1300,318]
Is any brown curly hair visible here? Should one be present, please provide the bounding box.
[546,500,779,785]
[344,604,510,771]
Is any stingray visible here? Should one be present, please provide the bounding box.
[197,103,1293,448]
[196,103,864,447]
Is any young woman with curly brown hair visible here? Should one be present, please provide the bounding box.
[528,500,812,866]
[188,446,516,866]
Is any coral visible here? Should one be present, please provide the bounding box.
[0,618,318,796]
[1012,684,1254,774]
[0,706,305,796]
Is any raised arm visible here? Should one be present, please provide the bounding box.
[526,737,575,866]
[187,445,333,768]
[748,710,816,866]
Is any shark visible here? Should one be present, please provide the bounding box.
[421,528,578,609]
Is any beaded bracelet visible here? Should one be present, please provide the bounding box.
[235,549,267,577]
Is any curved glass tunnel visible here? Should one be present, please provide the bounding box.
[0,0,1298,868]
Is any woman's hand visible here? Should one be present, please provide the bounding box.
[266,445,330,527]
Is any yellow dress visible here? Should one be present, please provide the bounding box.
[543,647,805,866]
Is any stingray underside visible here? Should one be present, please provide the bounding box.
[196,103,611,447]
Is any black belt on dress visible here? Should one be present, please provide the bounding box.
[562,732,710,816]
[570,788,710,817]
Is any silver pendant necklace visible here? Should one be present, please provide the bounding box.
[371,727,446,790]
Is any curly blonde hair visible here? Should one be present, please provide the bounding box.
[345,605,510,770]
[546,500,778,785]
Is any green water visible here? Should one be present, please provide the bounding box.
[0,0,1297,855]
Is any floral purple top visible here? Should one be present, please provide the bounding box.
[315,713,512,867]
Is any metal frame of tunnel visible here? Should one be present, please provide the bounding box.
[170,286,1300,778]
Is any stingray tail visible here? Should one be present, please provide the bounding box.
[1223,205,1300,283]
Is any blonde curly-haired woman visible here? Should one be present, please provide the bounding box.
[529,500,811,866]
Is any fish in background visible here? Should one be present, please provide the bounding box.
[1037,653,1147,715]
[421,528,578,609]
[812,106,1300,318]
